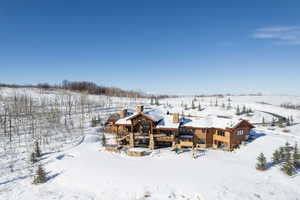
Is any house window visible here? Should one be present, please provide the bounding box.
[202,128,207,134]
[217,130,225,136]
[236,130,244,136]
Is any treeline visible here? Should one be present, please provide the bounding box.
[0,81,148,98]
[280,102,300,110]
[195,93,263,98]
[0,81,178,99]
[60,80,146,98]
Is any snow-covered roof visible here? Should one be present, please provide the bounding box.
[115,109,244,130]
[156,115,181,129]
[183,115,241,129]
[115,117,132,125]
[115,109,164,125]
[143,110,164,122]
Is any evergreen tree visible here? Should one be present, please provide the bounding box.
[184,104,188,110]
[150,98,154,105]
[198,103,201,111]
[292,142,300,168]
[102,134,107,147]
[256,153,267,171]
[284,142,291,154]
[155,98,159,106]
[192,100,195,109]
[286,117,290,126]
[227,102,231,110]
[280,151,295,176]
[236,105,240,115]
[35,141,41,158]
[30,152,37,164]
[242,105,246,114]
[272,150,281,165]
[271,118,276,126]
[262,117,265,126]
[215,99,218,107]
[222,103,225,109]
[279,147,285,161]
[32,165,47,184]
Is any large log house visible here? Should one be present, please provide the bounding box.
[105,105,255,151]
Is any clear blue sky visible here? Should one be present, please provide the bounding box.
[0,0,300,95]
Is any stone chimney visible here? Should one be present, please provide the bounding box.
[173,113,180,123]
[118,109,127,118]
[136,105,144,113]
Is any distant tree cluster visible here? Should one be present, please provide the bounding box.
[150,97,160,106]
[236,105,253,116]
[280,103,300,110]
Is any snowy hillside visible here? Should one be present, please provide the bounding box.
[1,87,300,200]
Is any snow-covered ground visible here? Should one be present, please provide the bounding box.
[1,88,300,200]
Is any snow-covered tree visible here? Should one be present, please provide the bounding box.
[30,152,37,164]
[242,105,246,114]
[191,100,195,109]
[256,153,267,171]
[281,151,295,176]
[286,117,291,126]
[215,99,218,107]
[34,141,42,158]
[279,147,285,161]
[236,105,240,115]
[292,142,300,168]
[155,98,159,106]
[262,117,265,126]
[222,103,225,109]
[150,98,154,105]
[227,102,231,110]
[272,150,281,165]
[32,165,47,184]
[198,103,201,111]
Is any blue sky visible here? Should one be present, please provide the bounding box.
[0,0,300,95]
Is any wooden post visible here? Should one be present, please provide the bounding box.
[115,125,119,145]
[171,134,176,150]
[129,132,134,148]
[149,134,155,150]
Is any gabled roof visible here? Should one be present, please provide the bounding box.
[115,110,164,125]
[233,120,255,129]
[128,112,163,122]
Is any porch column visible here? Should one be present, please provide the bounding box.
[171,132,176,150]
[149,134,155,150]
[129,132,135,148]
